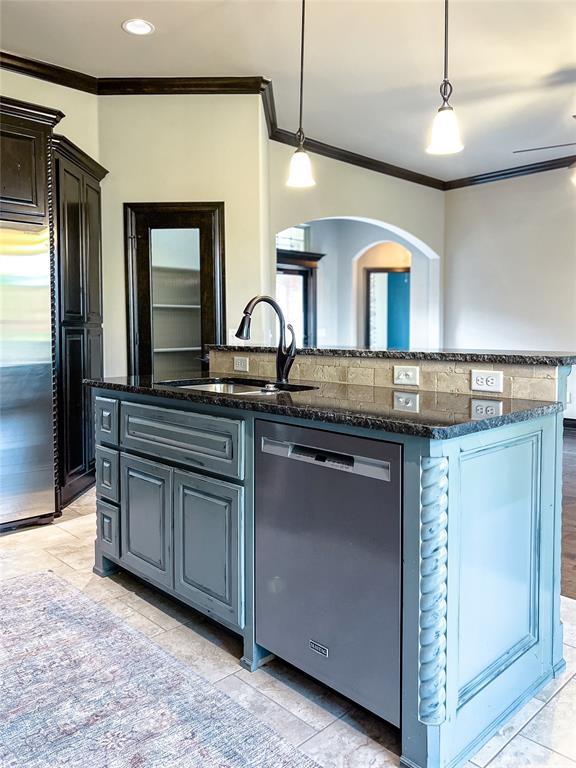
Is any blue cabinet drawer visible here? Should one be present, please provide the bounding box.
[96,499,120,559]
[95,396,119,446]
[95,445,119,502]
[120,402,244,479]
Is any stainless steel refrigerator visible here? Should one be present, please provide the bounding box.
[0,225,56,529]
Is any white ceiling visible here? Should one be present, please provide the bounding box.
[1,0,575,180]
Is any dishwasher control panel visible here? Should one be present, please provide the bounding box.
[261,436,391,481]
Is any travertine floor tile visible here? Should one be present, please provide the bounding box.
[1,524,79,551]
[236,658,352,730]
[483,735,575,767]
[470,697,544,767]
[216,675,317,746]
[0,549,71,580]
[153,623,242,682]
[67,487,96,508]
[55,514,97,539]
[522,678,576,761]
[299,708,399,768]
[122,587,200,630]
[45,542,96,571]
[58,567,140,602]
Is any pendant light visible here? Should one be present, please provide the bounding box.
[426,0,464,155]
[287,0,316,187]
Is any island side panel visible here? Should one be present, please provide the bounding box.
[401,415,560,768]
[552,365,571,669]
[401,437,443,768]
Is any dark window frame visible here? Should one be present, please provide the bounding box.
[276,248,324,348]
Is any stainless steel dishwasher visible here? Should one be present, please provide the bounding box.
[255,420,402,726]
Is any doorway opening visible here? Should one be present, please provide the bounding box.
[124,202,225,379]
[276,248,323,348]
[274,218,439,350]
[365,268,411,350]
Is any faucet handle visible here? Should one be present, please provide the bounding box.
[286,323,296,355]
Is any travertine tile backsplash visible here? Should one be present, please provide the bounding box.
[209,350,560,402]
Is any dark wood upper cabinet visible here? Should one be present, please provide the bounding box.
[0,96,63,225]
[53,136,107,326]
[57,156,84,321]
[84,176,103,324]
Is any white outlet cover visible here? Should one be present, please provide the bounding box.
[393,365,420,386]
[393,391,420,413]
[470,369,504,393]
[471,398,504,420]
[233,356,249,372]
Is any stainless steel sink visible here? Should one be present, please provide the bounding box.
[156,377,318,395]
[178,382,266,394]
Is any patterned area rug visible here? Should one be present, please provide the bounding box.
[0,572,318,768]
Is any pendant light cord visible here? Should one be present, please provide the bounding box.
[297,0,306,146]
[443,0,449,81]
[440,0,453,106]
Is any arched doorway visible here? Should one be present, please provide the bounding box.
[356,242,412,349]
[274,216,440,349]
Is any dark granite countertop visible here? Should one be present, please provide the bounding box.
[209,346,576,366]
[85,372,563,440]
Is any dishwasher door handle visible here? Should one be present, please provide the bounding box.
[261,437,391,481]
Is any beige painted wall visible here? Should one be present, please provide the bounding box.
[0,70,99,159]
[269,141,445,259]
[97,94,268,376]
[444,168,576,414]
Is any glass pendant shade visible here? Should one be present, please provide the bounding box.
[426,105,464,155]
[287,148,316,188]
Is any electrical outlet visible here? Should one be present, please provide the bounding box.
[393,365,420,386]
[471,369,504,393]
[233,356,249,373]
[471,399,504,420]
[393,391,420,413]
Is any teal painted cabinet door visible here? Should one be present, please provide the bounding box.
[173,469,244,629]
[120,453,173,588]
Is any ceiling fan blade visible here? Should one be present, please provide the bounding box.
[513,142,576,154]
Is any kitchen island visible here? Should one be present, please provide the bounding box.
[86,348,573,768]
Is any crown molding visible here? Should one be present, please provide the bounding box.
[270,126,445,190]
[97,75,271,96]
[444,155,576,190]
[2,50,573,191]
[52,133,108,180]
[0,94,64,126]
[0,50,98,93]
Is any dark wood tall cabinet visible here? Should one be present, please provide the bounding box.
[53,135,108,507]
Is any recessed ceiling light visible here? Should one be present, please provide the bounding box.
[121,18,155,36]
